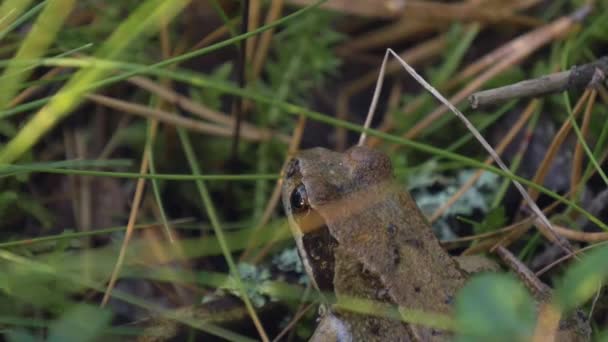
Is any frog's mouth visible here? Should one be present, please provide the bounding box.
[300,222,338,292]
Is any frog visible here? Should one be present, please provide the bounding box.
[281,145,590,341]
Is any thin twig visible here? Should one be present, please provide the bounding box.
[87,93,286,143]
[570,90,596,194]
[495,246,552,301]
[272,301,315,342]
[429,100,538,222]
[337,35,446,149]
[358,47,390,146]
[524,90,590,202]
[127,76,287,142]
[101,133,151,306]
[385,48,572,253]
[230,0,250,159]
[536,241,608,277]
[403,6,588,140]
[244,115,307,264]
[469,56,608,108]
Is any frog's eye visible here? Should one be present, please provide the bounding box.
[290,183,309,213]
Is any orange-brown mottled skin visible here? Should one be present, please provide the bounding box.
[282,146,589,342]
[283,146,465,341]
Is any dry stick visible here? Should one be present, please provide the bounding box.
[570,90,596,196]
[338,34,446,114]
[368,81,404,147]
[272,301,315,342]
[440,220,525,250]
[470,89,589,250]
[393,1,543,26]
[381,48,572,253]
[495,246,552,301]
[127,76,286,142]
[151,20,177,245]
[525,89,590,202]
[333,0,539,53]
[357,48,390,146]
[285,0,407,19]
[429,100,539,222]
[469,56,608,108]
[403,7,588,140]
[356,25,470,145]
[240,0,285,116]
[536,241,608,277]
[247,0,262,62]
[86,93,286,143]
[441,0,545,89]
[101,128,153,306]
[464,148,608,255]
[458,108,536,251]
[464,149,608,256]
[463,204,560,256]
[258,115,307,227]
[358,51,574,256]
[101,20,175,307]
[442,0,543,84]
[337,35,446,149]
[336,18,440,55]
[251,0,285,80]
[229,0,251,163]
[190,22,232,51]
[496,247,561,342]
[8,67,64,107]
[478,201,608,246]
[551,225,608,243]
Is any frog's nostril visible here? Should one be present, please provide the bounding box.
[285,158,300,178]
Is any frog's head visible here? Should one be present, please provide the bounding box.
[282,146,393,233]
[281,146,394,293]
[282,146,392,210]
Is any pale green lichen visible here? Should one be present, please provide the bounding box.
[408,166,499,239]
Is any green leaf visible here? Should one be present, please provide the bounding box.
[554,245,608,313]
[47,304,112,342]
[454,273,536,342]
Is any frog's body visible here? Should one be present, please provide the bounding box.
[282,146,589,342]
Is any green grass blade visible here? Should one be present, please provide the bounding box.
[176,127,269,341]
[0,249,256,342]
[562,91,608,186]
[0,0,190,163]
[0,0,44,41]
[1,55,603,230]
[146,120,174,242]
[0,0,35,32]
[0,165,277,181]
[0,0,74,109]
